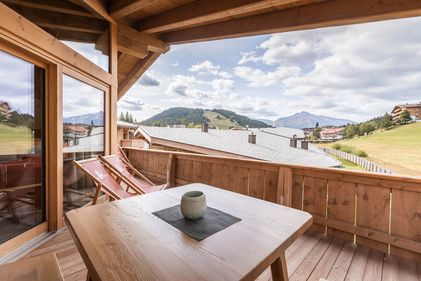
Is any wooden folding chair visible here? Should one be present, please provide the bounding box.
[98,155,165,194]
[117,145,130,163]
[73,158,142,205]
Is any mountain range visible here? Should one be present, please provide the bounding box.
[142,108,355,129]
[142,107,270,129]
[273,111,355,129]
[63,111,104,126]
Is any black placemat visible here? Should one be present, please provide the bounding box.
[152,205,241,241]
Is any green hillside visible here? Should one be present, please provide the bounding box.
[0,123,33,154]
[142,107,270,129]
[320,123,421,176]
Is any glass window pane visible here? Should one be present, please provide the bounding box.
[63,75,104,211]
[63,35,109,72]
[3,3,110,72]
[0,50,45,243]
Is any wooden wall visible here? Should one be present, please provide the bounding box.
[125,147,421,263]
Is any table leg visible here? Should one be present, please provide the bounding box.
[270,250,288,281]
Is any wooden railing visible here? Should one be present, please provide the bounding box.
[322,147,392,173]
[124,147,421,262]
[120,139,146,148]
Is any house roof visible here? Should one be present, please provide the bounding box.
[260,127,305,139]
[392,102,421,112]
[117,120,138,129]
[136,126,341,168]
[321,128,344,135]
[0,101,11,111]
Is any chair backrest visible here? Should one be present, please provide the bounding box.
[117,145,130,163]
[99,155,159,194]
[73,158,133,200]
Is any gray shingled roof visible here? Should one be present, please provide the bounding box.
[260,127,305,139]
[138,126,340,168]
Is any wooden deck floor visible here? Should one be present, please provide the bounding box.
[23,229,421,281]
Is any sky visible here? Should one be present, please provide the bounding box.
[1,17,420,123]
[118,17,421,123]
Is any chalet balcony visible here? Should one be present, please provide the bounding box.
[1,0,421,280]
[5,147,419,281]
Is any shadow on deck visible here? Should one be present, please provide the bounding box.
[23,228,421,281]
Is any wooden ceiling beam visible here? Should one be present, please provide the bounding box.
[118,24,169,53]
[43,28,100,43]
[9,5,108,34]
[1,0,98,18]
[162,0,421,44]
[137,0,304,33]
[71,0,116,23]
[117,33,148,59]
[110,0,157,19]
[118,52,161,100]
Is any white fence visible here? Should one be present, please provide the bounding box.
[322,147,393,174]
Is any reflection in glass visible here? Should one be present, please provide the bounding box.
[0,50,45,243]
[3,3,110,72]
[63,37,109,71]
[63,75,104,211]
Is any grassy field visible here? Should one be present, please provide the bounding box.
[203,111,236,129]
[0,123,33,155]
[319,123,421,176]
[331,155,364,171]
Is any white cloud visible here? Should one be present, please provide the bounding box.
[238,51,261,65]
[234,18,421,120]
[234,66,301,87]
[212,79,235,94]
[189,60,232,78]
[165,75,211,99]
[139,74,160,87]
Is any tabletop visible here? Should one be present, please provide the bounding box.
[65,183,312,281]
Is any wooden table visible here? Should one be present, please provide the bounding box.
[65,183,312,281]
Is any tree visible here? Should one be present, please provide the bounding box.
[315,122,319,128]
[312,127,321,139]
[125,111,130,122]
[344,124,359,139]
[119,112,125,121]
[358,122,375,136]
[379,113,393,128]
[399,110,412,124]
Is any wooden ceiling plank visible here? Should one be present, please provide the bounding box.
[111,0,158,19]
[9,5,107,34]
[118,24,169,53]
[118,52,161,100]
[162,0,421,44]
[1,0,98,17]
[137,0,304,33]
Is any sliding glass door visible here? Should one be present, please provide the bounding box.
[62,75,105,211]
[0,50,45,243]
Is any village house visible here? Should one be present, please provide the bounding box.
[320,127,344,140]
[0,101,11,118]
[391,102,421,122]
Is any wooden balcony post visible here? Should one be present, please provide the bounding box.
[277,167,292,206]
[166,154,177,187]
